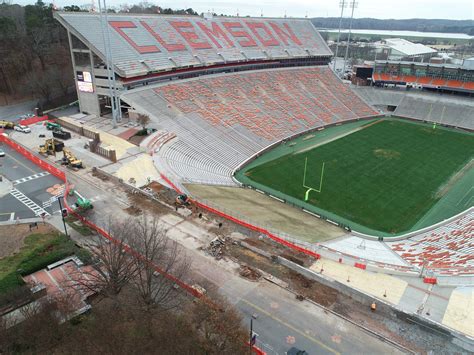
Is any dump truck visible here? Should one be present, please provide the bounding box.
[62,148,83,169]
[39,138,64,156]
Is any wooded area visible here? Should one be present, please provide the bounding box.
[0,1,201,107]
[0,215,249,354]
[1,1,472,107]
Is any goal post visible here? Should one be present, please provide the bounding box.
[302,157,325,201]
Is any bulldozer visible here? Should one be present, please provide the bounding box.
[39,138,64,156]
[62,148,83,169]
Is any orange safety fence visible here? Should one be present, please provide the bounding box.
[0,134,202,298]
[19,115,50,126]
[62,183,204,299]
[2,135,272,352]
[0,134,66,180]
[423,277,437,285]
[160,173,321,260]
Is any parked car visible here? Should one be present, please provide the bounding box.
[19,113,35,119]
[286,348,308,355]
[14,125,31,133]
[0,149,5,157]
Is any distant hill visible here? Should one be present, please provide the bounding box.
[311,18,474,35]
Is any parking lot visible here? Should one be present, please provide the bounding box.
[0,144,65,222]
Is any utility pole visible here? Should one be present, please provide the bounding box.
[342,0,358,78]
[333,0,347,72]
[249,317,252,354]
[57,196,69,238]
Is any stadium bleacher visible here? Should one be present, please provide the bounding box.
[55,13,332,78]
[353,87,474,130]
[373,73,474,91]
[122,66,378,184]
[389,211,474,274]
[394,96,474,129]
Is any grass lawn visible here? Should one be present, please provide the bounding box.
[65,215,94,236]
[242,119,474,233]
[0,231,84,294]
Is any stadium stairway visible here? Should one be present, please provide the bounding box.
[123,66,378,185]
[387,210,474,275]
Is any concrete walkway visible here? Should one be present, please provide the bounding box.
[309,257,474,338]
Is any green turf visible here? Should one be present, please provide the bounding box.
[0,232,87,294]
[238,118,474,234]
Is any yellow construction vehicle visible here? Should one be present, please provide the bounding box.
[38,138,64,156]
[0,120,15,129]
[62,148,83,169]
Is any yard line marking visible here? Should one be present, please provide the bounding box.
[10,188,50,217]
[457,186,473,207]
[12,172,50,186]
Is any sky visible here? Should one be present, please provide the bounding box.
[11,0,474,20]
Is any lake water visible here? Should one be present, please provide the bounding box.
[320,29,473,40]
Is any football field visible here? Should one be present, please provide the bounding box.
[237,119,474,234]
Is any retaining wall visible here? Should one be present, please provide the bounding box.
[278,256,474,353]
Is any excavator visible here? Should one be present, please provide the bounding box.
[175,193,190,207]
[62,148,83,169]
[38,138,64,156]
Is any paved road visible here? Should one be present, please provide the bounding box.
[0,100,36,121]
[64,171,406,355]
[0,144,64,221]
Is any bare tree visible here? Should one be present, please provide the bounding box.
[136,112,151,131]
[190,291,249,354]
[129,214,190,312]
[0,297,65,353]
[71,217,138,301]
[24,69,54,102]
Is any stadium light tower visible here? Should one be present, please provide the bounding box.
[333,0,348,72]
[342,0,358,78]
[97,0,121,128]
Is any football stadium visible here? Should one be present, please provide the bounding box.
[55,12,474,276]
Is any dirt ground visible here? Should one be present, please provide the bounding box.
[126,192,171,216]
[185,184,346,243]
[226,236,461,354]
[0,223,56,258]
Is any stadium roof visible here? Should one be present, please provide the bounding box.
[55,12,332,78]
[381,38,437,57]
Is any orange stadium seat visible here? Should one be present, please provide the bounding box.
[462,82,474,90]
[403,75,417,82]
[154,67,378,142]
[432,78,447,86]
[417,76,432,84]
[446,80,463,88]
[390,212,474,274]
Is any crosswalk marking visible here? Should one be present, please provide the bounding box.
[10,188,50,217]
[13,172,50,186]
[42,185,66,209]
